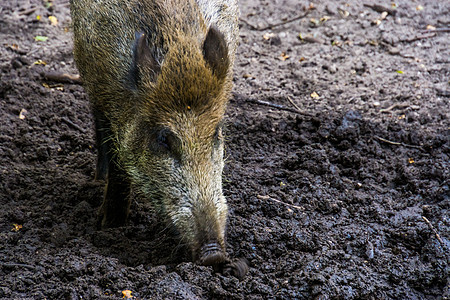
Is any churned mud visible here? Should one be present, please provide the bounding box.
[1,0,448,299]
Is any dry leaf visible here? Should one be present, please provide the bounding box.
[263,32,275,40]
[34,36,48,42]
[19,109,28,120]
[8,44,20,51]
[33,60,47,65]
[338,8,350,18]
[373,19,382,26]
[122,290,133,299]
[49,16,58,26]
[12,224,23,231]
[279,52,290,61]
[344,40,354,46]
[44,0,53,9]
[309,18,320,26]
[42,83,64,90]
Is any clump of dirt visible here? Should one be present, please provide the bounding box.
[1,0,448,299]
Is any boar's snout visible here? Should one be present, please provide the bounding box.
[199,243,250,279]
[198,242,227,266]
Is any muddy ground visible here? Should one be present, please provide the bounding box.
[1,0,449,299]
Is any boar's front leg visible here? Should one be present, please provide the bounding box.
[101,158,131,228]
[94,109,131,228]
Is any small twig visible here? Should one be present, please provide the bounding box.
[379,103,409,113]
[241,11,309,31]
[422,216,446,250]
[18,7,38,16]
[374,135,422,149]
[61,117,87,133]
[233,93,314,116]
[245,98,296,112]
[41,71,82,84]
[363,3,397,16]
[257,195,304,211]
[244,98,314,116]
[259,11,310,31]
[420,27,450,33]
[375,136,401,145]
[399,33,436,44]
[287,96,302,111]
[287,96,315,117]
[239,18,259,31]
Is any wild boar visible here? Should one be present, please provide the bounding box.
[70,0,246,276]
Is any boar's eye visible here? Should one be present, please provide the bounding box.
[158,129,179,152]
[157,130,170,150]
[150,128,181,158]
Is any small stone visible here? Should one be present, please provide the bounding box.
[389,47,400,55]
[329,65,337,74]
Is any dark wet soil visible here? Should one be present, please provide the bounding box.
[1,0,449,299]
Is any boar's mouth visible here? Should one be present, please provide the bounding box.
[198,242,227,266]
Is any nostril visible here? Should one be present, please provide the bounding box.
[223,258,249,279]
[199,242,226,266]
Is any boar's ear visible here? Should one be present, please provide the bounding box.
[129,32,160,87]
[203,26,229,80]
